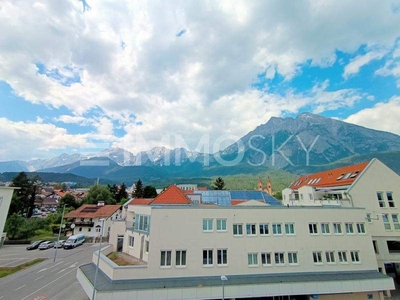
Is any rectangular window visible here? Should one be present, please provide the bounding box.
[233,224,243,236]
[382,214,391,230]
[321,223,330,235]
[274,252,285,265]
[366,213,372,223]
[387,192,395,208]
[272,223,282,235]
[309,193,313,200]
[392,214,400,230]
[136,214,150,232]
[145,241,149,253]
[285,223,295,235]
[288,252,298,265]
[248,253,258,266]
[259,224,269,235]
[357,223,366,234]
[203,219,213,232]
[261,252,271,266]
[345,223,354,234]
[377,192,386,207]
[217,249,228,266]
[373,240,379,254]
[129,236,134,247]
[350,251,360,263]
[176,250,187,267]
[246,224,256,236]
[326,251,335,264]
[313,251,323,264]
[333,223,342,234]
[309,223,318,234]
[203,249,213,266]
[338,251,348,263]
[160,250,171,267]
[216,219,227,232]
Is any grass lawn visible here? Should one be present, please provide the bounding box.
[30,229,59,241]
[0,258,45,278]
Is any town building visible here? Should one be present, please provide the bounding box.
[77,185,393,299]
[282,158,400,284]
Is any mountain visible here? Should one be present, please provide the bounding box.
[0,161,29,173]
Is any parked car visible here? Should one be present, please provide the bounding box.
[26,240,46,250]
[38,241,55,250]
[54,240,65,248]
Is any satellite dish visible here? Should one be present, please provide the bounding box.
[70,224,75,229]
[62,224,66,228]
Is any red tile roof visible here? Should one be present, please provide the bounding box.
[289,161,370,190]
[231,200,245,206]
[128,198,154,206]
[64,204,122,219]
[151,185,191,205]
[54,190,67,198]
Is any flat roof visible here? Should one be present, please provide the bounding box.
[150,205,365,210]
[80,263,390,291]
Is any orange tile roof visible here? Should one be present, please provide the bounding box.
[64,204,122,219]
[198,187,208,190]
[289,161,370,190]
[151,185,191,205]
[182,190,195,195]
[231,200,245,205]
[54,189,67,198]
[128,198,154,205]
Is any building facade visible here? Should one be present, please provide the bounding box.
[0,187,17,246]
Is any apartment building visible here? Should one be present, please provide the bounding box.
[77,185,393,299]
[0,187,16,246]
[282,158,400,278]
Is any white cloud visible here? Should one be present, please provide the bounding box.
[343,49,387,78]
[345,96,400,135]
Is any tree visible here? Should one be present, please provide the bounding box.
[59,193,78,208]
[109,183,128,203]
[143,185,157,198]
[4,214,25,240]
[83,185,116,205]
[132,179,144,198]
[212,177,225,190]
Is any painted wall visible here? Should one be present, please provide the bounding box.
[0,187,16,239]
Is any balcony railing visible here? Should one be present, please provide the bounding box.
[74,221,94,227]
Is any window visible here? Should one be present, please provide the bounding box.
[345,223,354,234]
[350,251,360,263]
[261,252,271,266]
[377,192,386,207]
[285,223,295,235]
[308,193,313,200]
[79,227,82,232]
[203,219,213,232]
[259,224,269,235]
[248,253,258,266]
[309,223,318,234]
[333,223,342,234]
[326,251,335,264]
[233,224,243,236]
[366,213,372,223]
[129,236,134,247]
[387,192,395,208]
[357,223,366,234]
[88,228,91,232]
[96,227,100,232]
[392,214,400,230]
[321,223,330,235]
[246,224,256,236]
[272,223,282,235]
[203,249,213,266]
[217,249,228,266]
[313,251,323,264]
[160,250,171,267]
[176,250,187,267]
[288,252,298,265]
[300,194,304,200]
[373,240,379,254]
[217,219,227,232]
[145,241,149,253]
[338,251,348,263]
[274,252,285,265]
[136,214,150,232]
[382,214,391,230]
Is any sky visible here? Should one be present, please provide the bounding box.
[1,0,400,161]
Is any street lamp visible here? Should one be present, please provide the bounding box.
[53,204,66,262]
[221,275,228,300]
[92,218,105,300]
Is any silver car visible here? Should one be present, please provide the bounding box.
[38,241,55,250]
[53,240,65,248]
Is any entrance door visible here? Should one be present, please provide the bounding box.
[117,235,124,252]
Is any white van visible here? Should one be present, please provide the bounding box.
[63,234,85,249]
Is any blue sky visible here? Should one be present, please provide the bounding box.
[1,1,400,161]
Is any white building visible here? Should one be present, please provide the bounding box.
[77,185,394,299]
[64,202,122,238]
[282,159,400,282]
[0,187,17,246]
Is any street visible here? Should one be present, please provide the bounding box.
[0,243,99,300]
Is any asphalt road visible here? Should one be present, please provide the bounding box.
[0,243,100,300]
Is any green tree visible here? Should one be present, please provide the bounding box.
[143,185,157,198]
[212,177,225,190]
[83,185,116,205]
[59,193,78,208]
[132,179,144,198]
[117,183,128,202]
[274,191,282,200]
[4,214,25,240]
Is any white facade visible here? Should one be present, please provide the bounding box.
[78,202,394,299]
[0,187,16,245]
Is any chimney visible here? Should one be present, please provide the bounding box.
[97,201,105,206]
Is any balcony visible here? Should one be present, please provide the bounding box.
[74,221,94,227]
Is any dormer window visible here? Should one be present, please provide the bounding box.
[337,174,344,180]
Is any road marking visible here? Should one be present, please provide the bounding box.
[0,296,4,299]
[56,268,67,274]
[20,267,78,300]
[15,284,26,291]
[50,267,59,272]
[34,275,44,281]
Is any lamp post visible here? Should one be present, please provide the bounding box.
[92,218,105,300]
[53,204,66,262]
[221,275,228,300]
